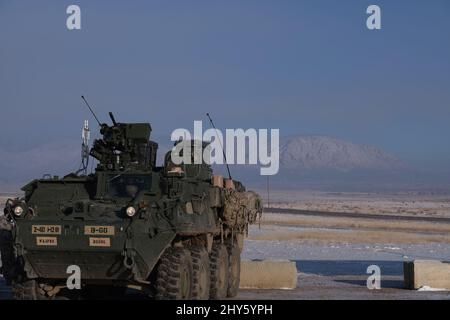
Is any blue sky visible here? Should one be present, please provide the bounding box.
[0,0,449,172]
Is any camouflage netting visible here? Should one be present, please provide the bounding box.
[222,190,262,228]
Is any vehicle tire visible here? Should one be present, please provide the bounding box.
[227,244,241,297]
[12,279,47,300]
[190,246,210,300]
[209,243,229,300]
[153,247,193,300]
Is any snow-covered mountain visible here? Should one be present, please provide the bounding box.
[280,135,407,172]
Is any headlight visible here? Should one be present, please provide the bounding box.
[13,206,24,216]
[126,206,136,217]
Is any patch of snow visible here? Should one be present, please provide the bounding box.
[418,286,449,292]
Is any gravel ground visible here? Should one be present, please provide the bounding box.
[258,190,450,218]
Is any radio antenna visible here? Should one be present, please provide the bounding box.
[206,113,232,180]
[81,95,102,126]
[76,119,91,175]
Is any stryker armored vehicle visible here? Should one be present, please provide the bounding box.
[0,111,262,300]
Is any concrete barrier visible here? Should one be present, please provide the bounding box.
[239,260,298,289]
[404,260,450,290]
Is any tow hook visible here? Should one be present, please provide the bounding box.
[123,250,135,269]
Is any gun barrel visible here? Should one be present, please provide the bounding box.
[109,112,118,126]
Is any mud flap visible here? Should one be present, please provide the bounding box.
[127,231,176,282]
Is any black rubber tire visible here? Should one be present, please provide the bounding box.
[12,279,47,300]
[227,245,241,297]
[209,243,229,300]
[153,247,193,300]
[190,246,210,300]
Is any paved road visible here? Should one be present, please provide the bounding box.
[265,207,450,223]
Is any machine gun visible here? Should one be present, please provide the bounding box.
[81,96,158,171]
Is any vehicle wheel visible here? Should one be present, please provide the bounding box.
[12,279,47,300]
[153,247,193,300]
[209,243,229,300]
[190,246,210,300]
[227,244,241,297]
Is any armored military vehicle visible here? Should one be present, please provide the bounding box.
[0,112,262,300]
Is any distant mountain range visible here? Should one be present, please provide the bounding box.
[221,135,448,192]
[0,135,448,192]
[279,135,408,172]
